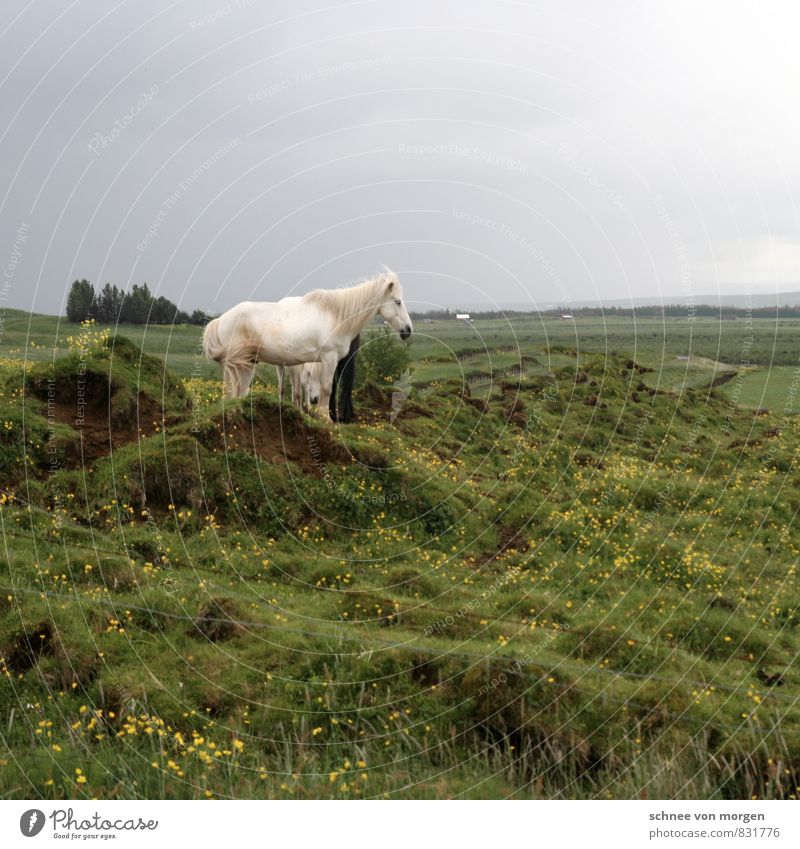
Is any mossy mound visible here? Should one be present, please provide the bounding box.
[19,335,189,462]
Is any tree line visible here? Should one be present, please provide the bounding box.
[66,279,210,325]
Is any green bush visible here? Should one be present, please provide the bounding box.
[356,326,411,388]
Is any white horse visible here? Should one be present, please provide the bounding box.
[203,270,412,420]
[276,361,322,411]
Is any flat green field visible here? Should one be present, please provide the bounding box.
[1,309,800,800]
[721,366,800,413]
[2,310,798,411]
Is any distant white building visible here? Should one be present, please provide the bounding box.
[456,313,471,321]
[560,314,574,320]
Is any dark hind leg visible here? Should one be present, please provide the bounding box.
[336,334,359,423]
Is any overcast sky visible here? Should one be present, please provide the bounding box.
[1,0,799,315]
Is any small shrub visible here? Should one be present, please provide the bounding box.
[356,327,411,389]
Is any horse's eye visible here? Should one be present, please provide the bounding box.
[395,299,401,306]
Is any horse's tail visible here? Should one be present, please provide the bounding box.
[331,334,359,423]
[202,317,225,363]
[203,316,258,398]
[203,317,258,368]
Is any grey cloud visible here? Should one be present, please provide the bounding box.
[1,0,798,315]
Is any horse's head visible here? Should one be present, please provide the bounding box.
[302,362,322,407]
[376,269,413,340]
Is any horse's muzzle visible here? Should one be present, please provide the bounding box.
[400,326,412,340]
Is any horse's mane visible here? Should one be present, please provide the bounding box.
[303,274,390,337]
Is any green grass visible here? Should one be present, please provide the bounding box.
[2,309,798,412]
[1,311,800,799]
[721,366,800,412]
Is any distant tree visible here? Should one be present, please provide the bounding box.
[96,283,124,322]
[67,278,209,326]
[189,309,211,326]
[119,283,152,324]
[150,295,175,324]
[66,279,95,323]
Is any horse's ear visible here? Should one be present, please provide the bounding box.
[385,279,394,293]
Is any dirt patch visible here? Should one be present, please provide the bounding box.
[190,599,242,643]
[343,382,392,424]
[711,371,737,388]
[503,397,527,427]
[393,400,435,420]
[1,620,54,674]
[466,397,489,413]
[28,369,165,463]
[625,360,654,374]
[755,669,784,687]
[47,651,98,692]
[497,523,530,554]
[408,654,441,687]
[213,403,352,474]
[461,662,598,777]
[473,524,530,568]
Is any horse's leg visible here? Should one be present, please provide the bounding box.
[237,364,256,398]
[276,365,285,401]
[316,353,338,423]
[223,363,239,399]
[290,366,303,409]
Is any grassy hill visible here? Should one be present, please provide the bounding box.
[1,315,800,799]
